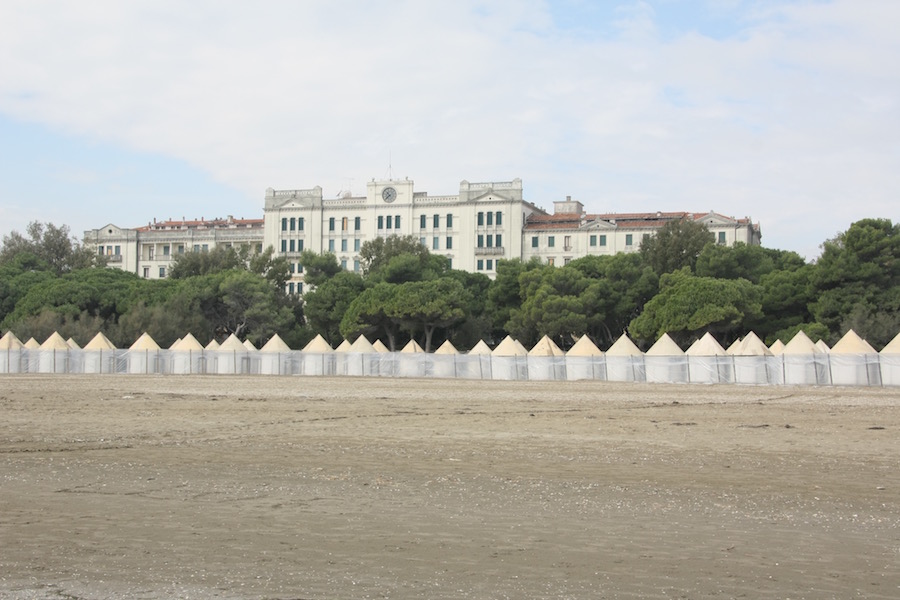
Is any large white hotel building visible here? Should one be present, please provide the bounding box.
[84,177,761,294]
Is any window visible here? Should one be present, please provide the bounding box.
[642,233,650,244]
[548,236,555,248]
[486,259,493,270]
[377,215,384,229]
[395,215,401,229]
[298,217,304,231]
[281,240,287,252]
[446,236,452,249]
[477,259,484,270]
[477,212,484,226]
[159,266,166,278]
[446,214,453,228]
[328,239,335,252]
[342,217,349,231]
[495,234,502,248]
[354,239,360,251]
[202,244,208,252]
[281,218,287,231]
[193,245,200,252]
[289,239,295,252]
[599,235,607,246]
[433,214,440,228]
[98,246,105,255]
[298,239,304,251]
[297,263,304,273]
[298,283,304,295]
[477,234,484,247]
[495,211,502,226]
[718,231,726,244]
[354,259,360,272]
[341,259,347,270]
[162,245,170,256]
[487,234,493,247]
[290,217,296,231]
[487,212,493,226]
[590,235,597,247]
[531,236,538,248]
[386,215,393,229]
[433,237,439,250]
[625,234,633,246]
[116,245,122,255]
[290,263,295,273]
[420,214,427,229]
[355,216,361,231]
[329,217,335,231]
[288,282,294,295]
[341,239,348,252]
[143,267,150,278]
[420,237,427,246]
[547,257,555,267]
[564,235,571,250]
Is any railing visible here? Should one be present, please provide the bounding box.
[475,246,505,256]
[104,254,123,263]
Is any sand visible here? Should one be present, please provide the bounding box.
[1,375,898,599]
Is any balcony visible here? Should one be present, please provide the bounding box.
[104,254,123,263]
[475,246,504,256]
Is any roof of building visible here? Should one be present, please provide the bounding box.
[523,209,757,232]
[136,216,264,232]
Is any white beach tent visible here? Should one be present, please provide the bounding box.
[397,339,426,378]
[258,333,292,375]
[40,331,71,373]
[82,331,119,374]
[461,340,493,379]
[685,332,730,383]
[334,339,353,352]
[605,334,645,382]
[781,331,828,385]
[372,339,390,353]
[301,334,335,376]
[0,331,24,373]
[528,335,566,381]
[468,340,492,355]
[243,339,258,351]
[344,335,377,376]
[215,334,256,374]
[432,339,460,378]
[879,331,900,386]
[769,339,785,355]
[566,334,604,381]
[726,338,742,354]
[170,333,206,374]
[66,337,81,350]
[205,338,220,351]
[24,337,40,349]
[731,331,773,384]
[829,330,881,386]
[815,339,831,353]
[129,332,161,374]
[644,333,687,384]
[491,336,528,380]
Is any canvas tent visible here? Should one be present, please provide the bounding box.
[605,334,644,382]
[685,332,730,383]
[829,330,881,386]
[645,334,687,383]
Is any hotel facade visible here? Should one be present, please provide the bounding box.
[84,177,761,293]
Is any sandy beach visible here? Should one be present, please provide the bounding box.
[1,375,898,599]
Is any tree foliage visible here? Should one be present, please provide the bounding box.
[639,218,715,275]
[1,221,98,275]
[629,268,763,346]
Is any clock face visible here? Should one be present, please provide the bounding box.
[382,187,397,203]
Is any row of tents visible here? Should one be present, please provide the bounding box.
[2,329,899,386]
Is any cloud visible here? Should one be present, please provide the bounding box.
[0,0,897,259]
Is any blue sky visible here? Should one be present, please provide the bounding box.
[1,0,897,260]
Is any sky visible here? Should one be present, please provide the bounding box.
[1,0,897,261]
